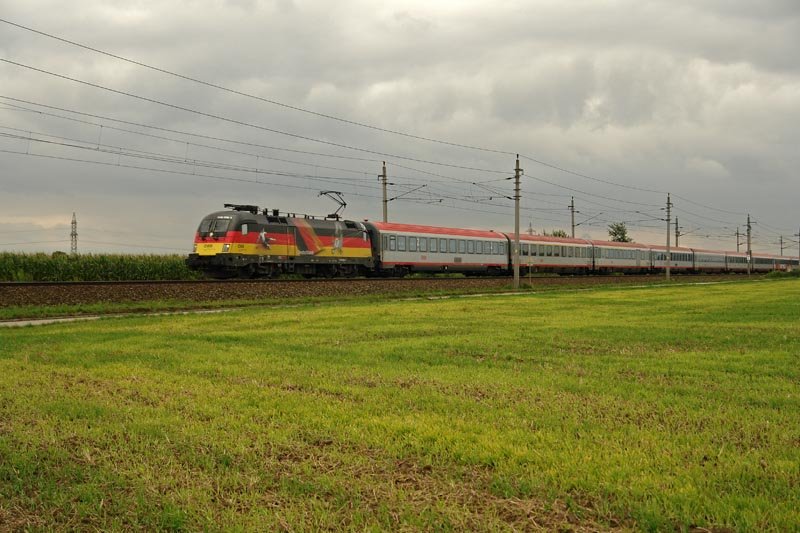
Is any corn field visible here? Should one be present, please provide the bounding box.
[0,252,201,281]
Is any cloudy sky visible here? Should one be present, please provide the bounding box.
[1,0,798,255]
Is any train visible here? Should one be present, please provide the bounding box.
[186,204,799,278]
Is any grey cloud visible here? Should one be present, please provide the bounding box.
[0,0,798,256]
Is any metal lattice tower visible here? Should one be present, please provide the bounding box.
[70,212,78,254]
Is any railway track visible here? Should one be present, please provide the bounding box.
[0,274,757,308]
[0,276,518,287]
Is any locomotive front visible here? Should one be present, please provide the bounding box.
[186,204,374,278]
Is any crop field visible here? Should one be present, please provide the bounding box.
[0,252,198,282]
[1,280,798,531]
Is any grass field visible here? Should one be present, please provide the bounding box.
[1,280,798,531]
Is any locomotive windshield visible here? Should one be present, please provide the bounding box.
[198,216,232,237]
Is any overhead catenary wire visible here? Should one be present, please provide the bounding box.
[0,240,66,246]
[0,59,512,176]
[0,95,786,238]
[0,23,792,243]
[1,126,573,222]
[0,128,381,186]
[0,146,559,222]
[519,153,665,195]
[0,17,516,157]
[0,95,502,188]
[0,17,770,231]
[525,173,662,208]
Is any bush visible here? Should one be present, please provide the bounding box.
[766,270,800,279]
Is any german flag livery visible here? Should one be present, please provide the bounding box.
[186,206,373,278]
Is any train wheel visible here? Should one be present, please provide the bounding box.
[238,264,257,279]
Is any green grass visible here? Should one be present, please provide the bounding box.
[1,280,798,530]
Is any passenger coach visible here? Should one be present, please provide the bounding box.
[364,222,508,276]
[510,234,593,273]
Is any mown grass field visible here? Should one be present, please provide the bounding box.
[1,280,798,531]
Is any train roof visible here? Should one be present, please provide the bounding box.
[509,234,591,245]
[647,244,695,253]
[366,221,504,239]
[691,247,735,255]
[588,239,655,249]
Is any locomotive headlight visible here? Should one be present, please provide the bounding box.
[192,244,197,252]
[222,244,230,253]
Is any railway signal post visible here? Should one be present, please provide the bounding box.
[513,155,522,289]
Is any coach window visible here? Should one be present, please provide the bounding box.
[389,235,396,251]
[419,237,427,252]
[409,237,417,252]
[449,239,457,253]
[545,245,551,257]
[467,240,474,254]
[440,238,448,253]
[430,238,437,253]
[458,240,466,254]
[553,246,560,257]
[475,241,482,254]
[398,236,407,252]
[382,235,388,251]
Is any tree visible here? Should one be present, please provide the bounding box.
[543,229,569,238]
[608,222,633,242]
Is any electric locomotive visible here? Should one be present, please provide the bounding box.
[186,204,373,278]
